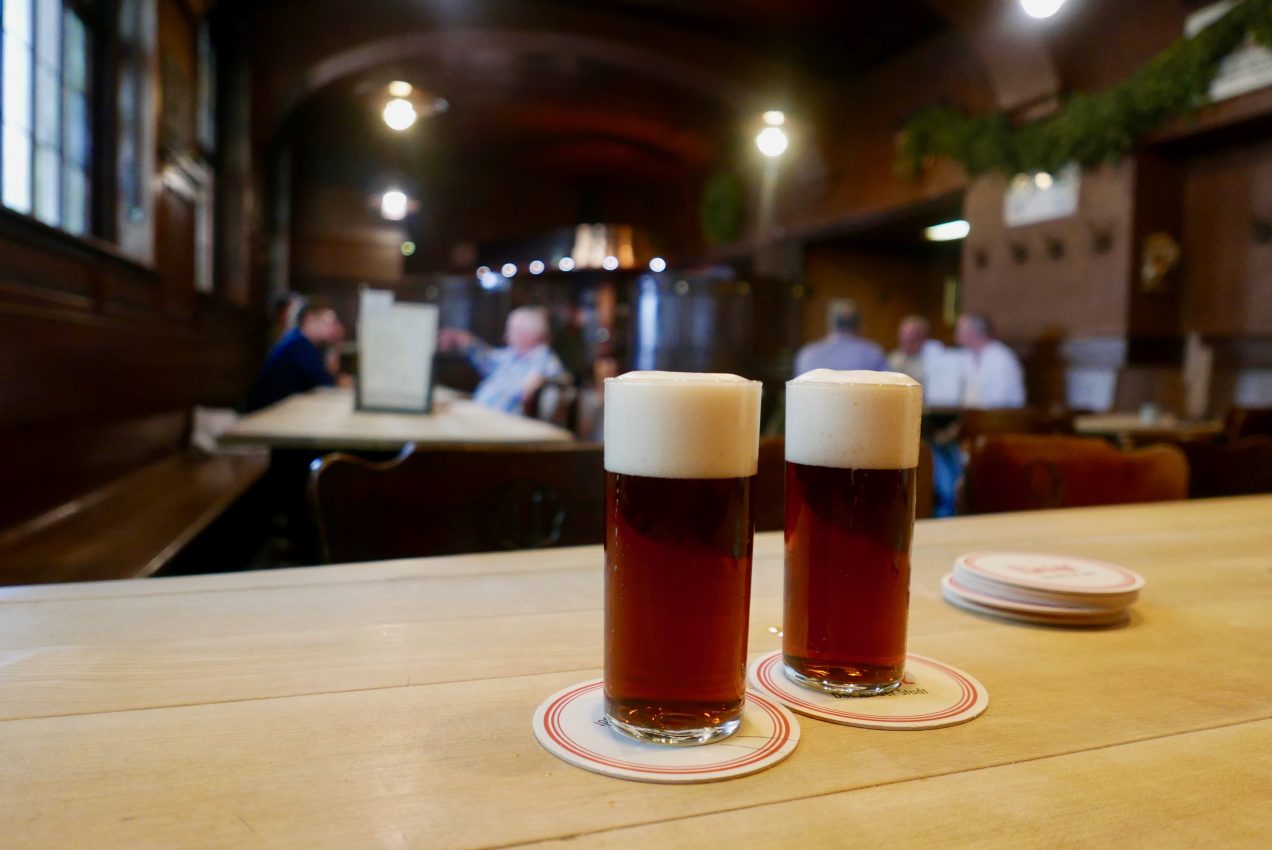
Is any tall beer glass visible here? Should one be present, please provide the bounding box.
[783,369,922,696]
[603,371,762,745]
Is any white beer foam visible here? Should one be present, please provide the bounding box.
[785,369,922,469]
[604,371,762,479]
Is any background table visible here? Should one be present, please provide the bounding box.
[220,387,574,452]
[2,496,1270,847]
[1074,412,1223,445]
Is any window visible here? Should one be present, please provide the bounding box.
[1,0,92,235]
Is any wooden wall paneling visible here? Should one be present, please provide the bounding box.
[801,243,952,354]
[1182,136,1272,337]
[1127,151,1185,342]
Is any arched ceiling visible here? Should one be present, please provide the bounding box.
[233,0,951,179]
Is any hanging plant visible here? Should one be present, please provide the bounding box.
[701,171,746,245]
[900,0,1272,176]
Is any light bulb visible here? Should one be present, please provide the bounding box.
[383,98,417,131]
[756,126,789,158]
[1020,0,1066,19]
[380,190,408,221]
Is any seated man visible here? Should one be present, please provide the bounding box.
[956,312,1026,409]
[794,298,888,376]
[888,314,943,385]
[245,296,346,412]
[440,306,567,414]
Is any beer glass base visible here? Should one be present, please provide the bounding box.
[606,713,742,746]
[782,663,902,698]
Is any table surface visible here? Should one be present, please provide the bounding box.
[2,496,1271,848]
[1073,412,1223,439]
[219,387,574,451]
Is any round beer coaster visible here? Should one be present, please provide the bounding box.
[747,651,988,730]
[942,582,1131,627]
[955,552,1145,599]
[532,680,800,784]
[941,574,1124,620]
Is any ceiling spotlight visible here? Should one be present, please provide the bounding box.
[756,126,789,158]
[1020,0,1066,19]
[528,260,545,275]
[501,263,517,277]
[762,110,785,127]
[383,98,417,131]
[924,220,971,242]
[649,257,667,273]
[387,80,413,98]
[558,257,576,272]
[602,255,619,271]
[380,189,408,221]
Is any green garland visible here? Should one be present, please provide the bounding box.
[900,0,1272,176]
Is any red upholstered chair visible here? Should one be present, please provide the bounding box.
[959,407,1076,442]
[964,434,1188,515]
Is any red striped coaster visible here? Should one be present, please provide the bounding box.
[748,651,989,730]
[532,680,800,783]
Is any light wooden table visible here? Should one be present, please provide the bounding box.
[1074,412,1223,445]
[220,387,574,452]
[2,496,1271,848]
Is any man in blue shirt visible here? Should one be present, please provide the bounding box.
[440,306,566,414]
[793,299,889,376]
[245,296,346,412]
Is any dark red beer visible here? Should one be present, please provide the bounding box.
[783,462,915,692]
[602,371,762,745]
[782,370,922,696]
[604,471,755,742]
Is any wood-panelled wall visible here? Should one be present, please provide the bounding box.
[0,0,264,530]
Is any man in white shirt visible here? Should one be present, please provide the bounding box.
[955,313,1026,409]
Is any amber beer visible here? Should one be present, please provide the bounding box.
[603,371,762,745]
[783,369,922,696]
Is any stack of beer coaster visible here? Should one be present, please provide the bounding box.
[942,551,1145,627]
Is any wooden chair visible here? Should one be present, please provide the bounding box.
[1173,437,1272,499]
[963,434,1188,515]
[309,442,605,563]
[1224,406,1272,441]
[752,436,934,533]
[522,379,579,433]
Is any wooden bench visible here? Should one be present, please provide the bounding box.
[0,451,268,586]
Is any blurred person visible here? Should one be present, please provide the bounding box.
[245,296,346,412]
[793,298,888,376]
[888,314,943,384]
[440,306,566,414]
[956,313,1026,409]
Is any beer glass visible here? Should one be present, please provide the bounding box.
[783,369,922,696]
[603,371,762,745]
